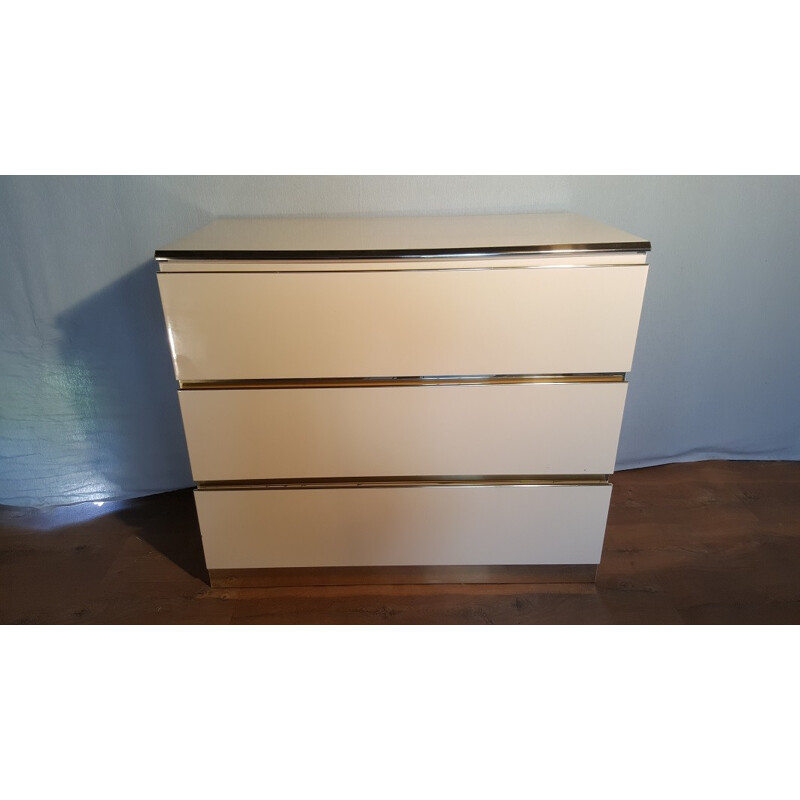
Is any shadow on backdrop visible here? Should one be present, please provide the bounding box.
[55,260,193,501]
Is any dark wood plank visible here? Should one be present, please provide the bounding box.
[2,460,799,624]
[602,460,800,622]
[222,582,683,624]
[0,511,130,624]
[227,587,610,625]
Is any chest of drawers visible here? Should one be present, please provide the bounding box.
[156,213,649,586]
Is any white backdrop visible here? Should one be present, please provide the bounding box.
[1,176,799,506]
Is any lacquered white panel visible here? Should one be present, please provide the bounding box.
[194,484,612,568]
[158,265,648,380]
[179,382,628,481]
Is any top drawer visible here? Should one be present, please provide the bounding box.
[157,265,648,381]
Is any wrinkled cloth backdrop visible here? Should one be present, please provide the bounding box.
[2,175,799,506]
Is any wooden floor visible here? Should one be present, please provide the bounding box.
[2,460,799,624]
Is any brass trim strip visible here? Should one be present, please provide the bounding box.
[180,374,626,390]
[158,262,647,274]
[155,245,651,260]
[195,475,610,491]
[208,564,599,588]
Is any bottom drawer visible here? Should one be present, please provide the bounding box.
[194,484,612,570]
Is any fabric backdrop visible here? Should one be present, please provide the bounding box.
[1,175,798,507]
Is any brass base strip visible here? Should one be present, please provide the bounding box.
[208,564,599,588]
[196,475,609,491]
[181,373,625,390]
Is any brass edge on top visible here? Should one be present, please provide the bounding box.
[155,245,651,261]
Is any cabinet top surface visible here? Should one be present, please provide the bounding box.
[155,213,650,260]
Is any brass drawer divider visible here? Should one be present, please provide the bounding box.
[181,373,625,390]
[196,475,610,491]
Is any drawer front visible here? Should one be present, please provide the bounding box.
[194,484,612,568]
[179,382,628,481]
[158,265,648,381]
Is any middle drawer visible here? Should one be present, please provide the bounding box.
[179,381,627,482]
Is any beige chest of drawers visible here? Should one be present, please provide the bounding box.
[156,213,649,586]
